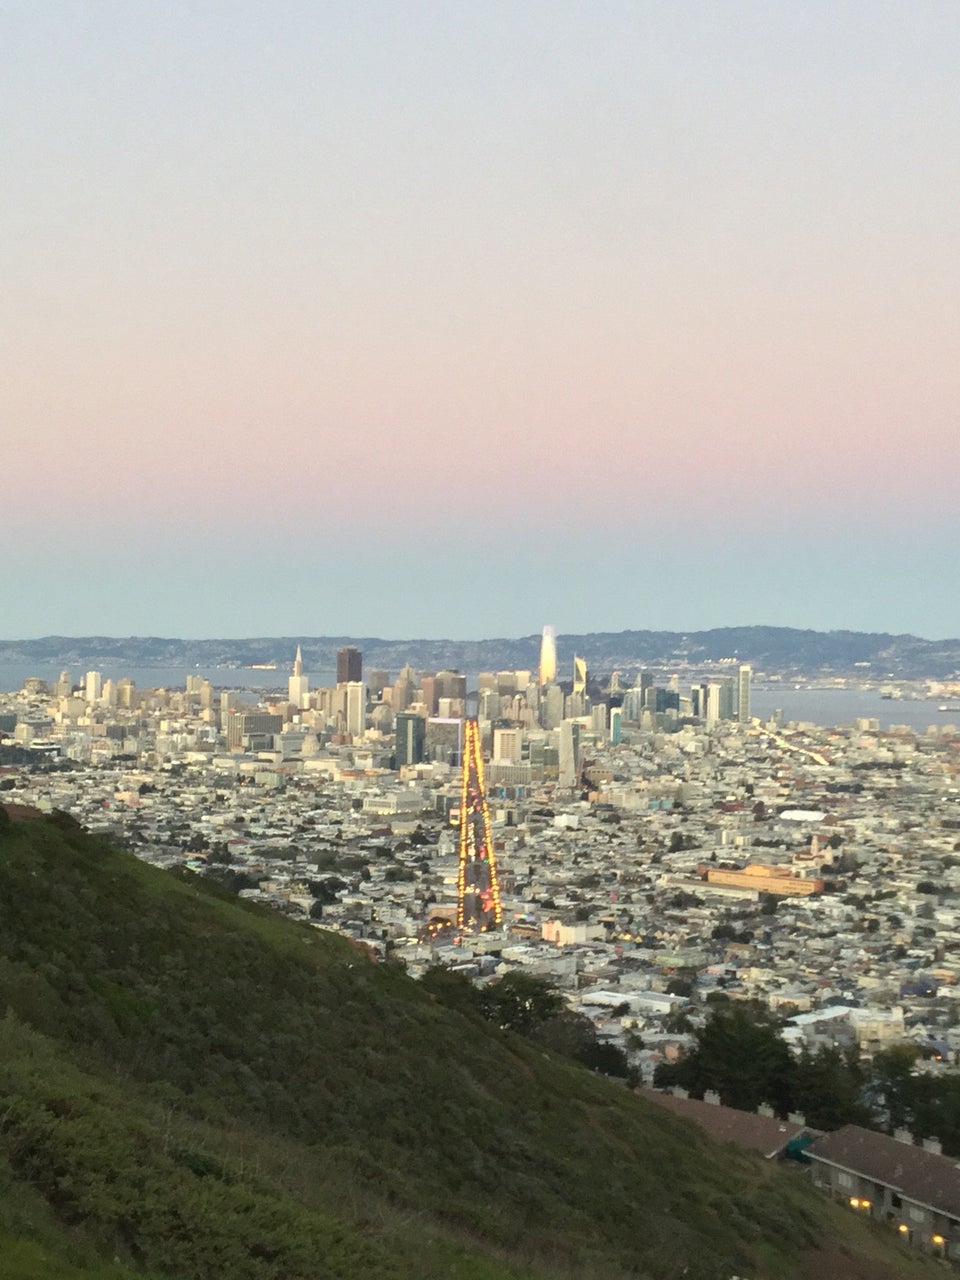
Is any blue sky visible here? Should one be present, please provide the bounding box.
[3,2,958,639]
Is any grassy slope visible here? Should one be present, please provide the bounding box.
[0,812,944,1280]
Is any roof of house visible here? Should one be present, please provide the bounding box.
[641,1088,806,1158]
[807,1125,960,1218]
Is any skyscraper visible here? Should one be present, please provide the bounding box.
[367,669,389,699]
[344,681,365,737]
[542,683,564,729]
[558,719,580,788]
[539,625,557,687]
[609,706,623,745]
[395,712,425,767]
[337,646,362,685]
[718,676,736,721]
[738,664,752,723]
[288,645,309,709]
[704,681,721,726]
[572,655,587,694]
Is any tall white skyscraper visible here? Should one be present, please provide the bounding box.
[704,681,721,726]
[85,671,102,703]
[542,683,564,729]
[539,625,557,686]
[558,719,580,788]
[288,645,309,709]
[738,664,752,723]
[345,681,365,737]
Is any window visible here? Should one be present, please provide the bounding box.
[838,1172,853,1189]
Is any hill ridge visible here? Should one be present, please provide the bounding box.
[2,624,960,678]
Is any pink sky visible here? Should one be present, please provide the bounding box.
[3,2,959,636]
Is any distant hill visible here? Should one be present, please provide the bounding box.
[2,625,960,678]
[0,808,942,1279]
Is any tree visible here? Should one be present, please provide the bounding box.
[793,1045,869,1131]
[655,1004,795,1115]
[663,1010,694,1035]
[480,972,564,1036]
[711,924,738,942]
[666,978,693,998]
[419,964,483,1017]
[871,1044,921,1131]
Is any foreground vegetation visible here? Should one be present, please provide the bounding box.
[0,808,945,1279]
[654,998,960,1150]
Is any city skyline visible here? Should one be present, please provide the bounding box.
[4,3,959,640]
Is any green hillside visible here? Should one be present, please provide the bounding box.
[0,809,942,1279]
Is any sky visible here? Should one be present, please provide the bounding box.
[3,1,959,640]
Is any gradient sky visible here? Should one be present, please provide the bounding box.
[3,1,959,640]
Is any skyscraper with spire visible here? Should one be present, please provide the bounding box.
[288,645,309,709]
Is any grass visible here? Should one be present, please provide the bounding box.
[0,810,948,1280]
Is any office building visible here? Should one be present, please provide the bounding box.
[419,674,438,716]
[344,681,365,737]
[492,727,523,763]
[609,706,623,745]
[226,711,283,750]
[558,720,580,789]
[573,656,587,695]
[566,690,586,719]
[435,670,467,701]
[337,646,362,685]
[367,669,389,699]
[738,664,752,723]
[718,677,736,721]
[425,717,463,766]
[539,625,557,686]
[542,683,564,729]
[395,712,425,767]
[704,682,721,726]
[390,676,413,712]
[116,678,137,709]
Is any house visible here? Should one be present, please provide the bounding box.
[807,1124,960,1258]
